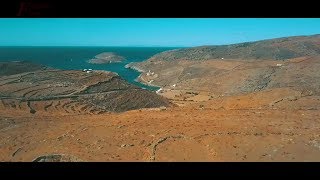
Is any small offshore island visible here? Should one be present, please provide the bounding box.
[88,52,125,64]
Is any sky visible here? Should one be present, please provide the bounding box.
[0,18,320,47]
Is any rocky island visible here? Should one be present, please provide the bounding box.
[88,52,125,64]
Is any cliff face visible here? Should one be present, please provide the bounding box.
[0,61,170,114]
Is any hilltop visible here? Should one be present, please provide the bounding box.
[146,34,320,61]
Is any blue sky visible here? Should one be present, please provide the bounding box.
[0,18,320,47]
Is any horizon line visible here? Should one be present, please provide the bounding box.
[0,45,188,48]
[0,33,319,48]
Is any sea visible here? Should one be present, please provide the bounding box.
[0,46,178,91]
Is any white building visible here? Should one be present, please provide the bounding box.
[156,88,163,94]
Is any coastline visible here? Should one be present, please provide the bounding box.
[125,62,162,89]
[124,62,145,72]
[134,74,162,88]
[88,59,123,64]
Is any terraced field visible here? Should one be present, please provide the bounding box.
[1,34,320,162]
[0,62,170,115]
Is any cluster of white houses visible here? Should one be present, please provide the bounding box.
[83,69,93,73]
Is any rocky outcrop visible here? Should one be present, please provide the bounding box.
[88,52,125,64]
[125,62,145,72]
[33,154,82,162]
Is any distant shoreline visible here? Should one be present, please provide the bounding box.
[125,62,161,89]
[0,46,176,91]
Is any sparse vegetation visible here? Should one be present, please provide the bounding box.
[145,35,320,61]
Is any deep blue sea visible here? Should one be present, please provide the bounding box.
[0,47,177,91]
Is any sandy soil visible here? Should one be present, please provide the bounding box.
[133,56,320,98]
[1,58,320,162]
[1,87,320,162]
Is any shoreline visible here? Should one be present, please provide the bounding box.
[87,59,123,64]
[124,62,145,72]
[125,62,162,89]
[134,74,162,88]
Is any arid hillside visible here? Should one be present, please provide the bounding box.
[1,59,320,162]
[143,34,320,61]
[1,91,320,162]
[1,34,320,162]
[127,35,320,103]
[0,62,170,114]
[0,61,48,76]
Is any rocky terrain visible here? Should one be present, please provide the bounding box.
[0,61,170,114]
[141,34,320,61]
[0,61,48,76]
[1,34,320,162]
[127,35,320,104]
[88,52,125,64]
[1,95,320,162]
[128,56,320,103]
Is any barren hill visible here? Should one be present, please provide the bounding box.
[127,35,320,103]
[0,61,170,114]
[1,35,320,162]
[147,34,320,61]
[0,61,48,76]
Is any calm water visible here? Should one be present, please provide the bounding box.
[0,47,177,91]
